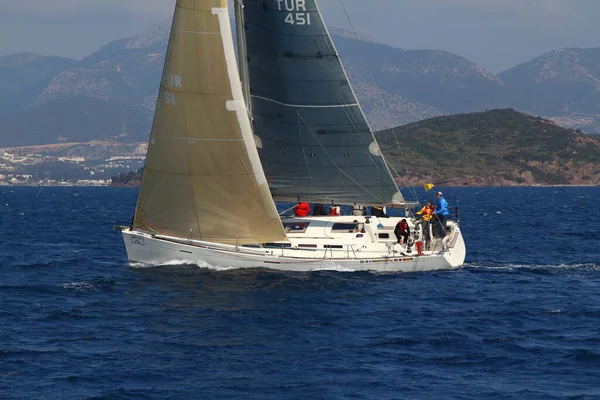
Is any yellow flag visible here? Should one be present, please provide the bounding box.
[424,183,434,191]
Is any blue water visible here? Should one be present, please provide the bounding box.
[1,186,599,399]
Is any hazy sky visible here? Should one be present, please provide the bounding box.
[0,0,598,73]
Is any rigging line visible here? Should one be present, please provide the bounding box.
[278,204,298,217]
[295,112,385,203]
[296,110,346,194]
[251,95,358,109]
[338,0,420,203]
[385,158,418,201]
[296,111,314,182]
[343,95,389,204]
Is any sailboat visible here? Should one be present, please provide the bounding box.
[115,0,466,272]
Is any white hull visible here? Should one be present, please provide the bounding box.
[118,216,466,273]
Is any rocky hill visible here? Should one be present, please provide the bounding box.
[0,20,169,147]
[498,47,600,134]
[334,36,505,114]
[0,53,77,116]
[0,97,148,147]
[378,109,600,186]
[2,20,600,148]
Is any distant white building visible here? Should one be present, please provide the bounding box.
[58,157,86,163]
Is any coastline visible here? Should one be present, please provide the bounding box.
[110,183,598,188]
[0,182,112,187]
[2,181,597,188]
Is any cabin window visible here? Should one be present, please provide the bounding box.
[265,242,292,248]
[331,223,358,232]
[324,244,344,249]
[378,233,390,239]
[283,222,310,233]
[298,244,317,248]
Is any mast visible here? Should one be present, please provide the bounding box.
[234,0,252,117]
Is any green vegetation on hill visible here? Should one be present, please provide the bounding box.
[378,109,600,186]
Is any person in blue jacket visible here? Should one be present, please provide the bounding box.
[434,191,450,238]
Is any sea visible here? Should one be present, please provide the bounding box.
[1,186,599,399]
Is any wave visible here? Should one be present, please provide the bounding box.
[128,258,359,273]
[128,259,239,271]
[8,258,89,269]
[311,261,357,272]
[464,262,600,272]
[61,278,117,293]
[568,349,600,363]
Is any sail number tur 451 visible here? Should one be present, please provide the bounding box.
[275,0,311,25]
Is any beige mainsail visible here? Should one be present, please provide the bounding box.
[133,0,287,245]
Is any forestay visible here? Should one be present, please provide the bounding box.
[243,0,404,205]
[133,0,287,245]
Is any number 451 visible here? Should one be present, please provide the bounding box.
[285,12,311,25]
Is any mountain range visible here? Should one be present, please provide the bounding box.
[1,19,600,148]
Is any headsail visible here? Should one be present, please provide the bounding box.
[243,0,404,205]
[133,0,287,245]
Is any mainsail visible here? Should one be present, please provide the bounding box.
[243,0,404,205]
[133,0,287,245]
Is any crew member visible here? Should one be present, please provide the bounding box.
[294,202,310,217]
[434,192,450,238]
[394,218,410,244]
[313,203,328,216]
[416,201,435,242]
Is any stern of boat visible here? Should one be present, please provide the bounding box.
[442,222,466,268]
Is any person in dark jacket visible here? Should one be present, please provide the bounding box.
[394,219,410,244]
[313,203,328,216]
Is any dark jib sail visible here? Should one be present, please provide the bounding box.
[243,0,404,205]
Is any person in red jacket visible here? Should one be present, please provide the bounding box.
[294,202,310,217]
[394,218,410,244]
